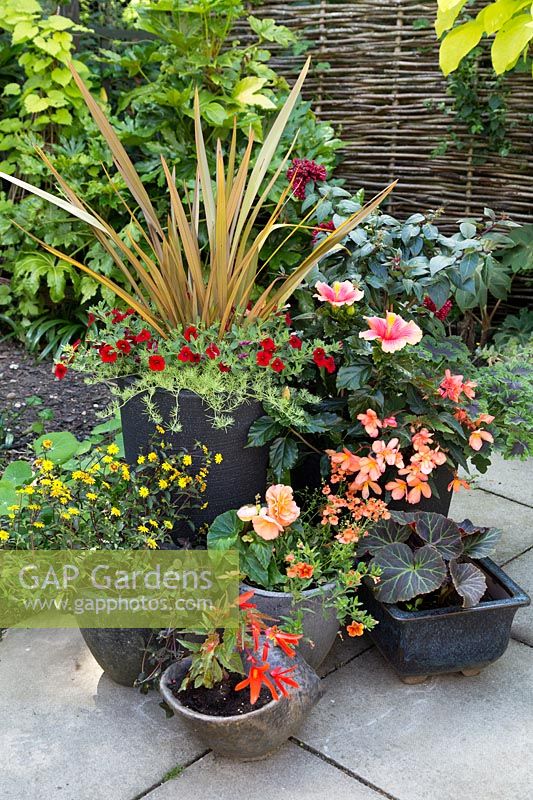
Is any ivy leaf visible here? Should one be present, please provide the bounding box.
[233,77,276,109]
[51,67,72,87]
[46,15,75,31]
[207,510,243,550]
[372,543,447,604]
[269,437,298,481]
[12,21,39,43]
[439,19,485,75]
[450,560,486,608]
[247,416,282,447]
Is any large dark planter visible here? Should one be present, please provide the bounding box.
[159,647,324,760]
[80,627,154,687]
[360,557,530,682]
[120,387,268,542]
[242,582,338,669]
[387,464,455,516]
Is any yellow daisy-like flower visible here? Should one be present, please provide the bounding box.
[67,507,80,516]
[138,487,149,498]
[109,462,120,472]
[158,479,169,490]
[8,514,15,520]
[42,439,53,450]
[138,525,149,533]
[161,462,172,472]
[86,492,98,501]
[88,463,100,473]
[148,519,158,528]
[106,443,120,456]
[8,504,20,511]
[121,466,130,481]
[40,460,54,473]
[146,538,158,549]
[163,520,173,530]
[214,453,223,464]
[147,452,158,463]
[72,470,85,480]
[102,455,113,465]
[0,530,9,541]
[178,477,188,489]
[182,454,192,466]
[18,486,35,495]
[110,507,121,517]
[156,425,165,434]
[33,521,45,529]
[137,455,146,465]
[28,503,41,511]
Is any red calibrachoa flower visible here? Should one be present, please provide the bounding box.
[271,357,285,373]
[218,362,231,372]
[260,337,277,353]
[256,350,272,367]
[116,339,131,355]
[98,344,117,364]
[347,621,365,637]
[288,334,302,350]
[184,325,198,342]
[148,355,166,372]
[54,363,68,380]
[134,329,151,344]
[87,312,96,327]
[313,347,336,374]
[177,346,197,363]
[205,344,220,360]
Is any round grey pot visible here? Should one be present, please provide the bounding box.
[241,582,339,669]
[80,627,154,687]
[159,648,324,760]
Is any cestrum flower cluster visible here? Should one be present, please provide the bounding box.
[237,485,300,540]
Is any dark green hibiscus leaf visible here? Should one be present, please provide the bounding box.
[302,412,343,433]
[458,520,502,559]
[450,559,487,608]
[269,437,298,481]
[247,416,282,447]
[358,518,411,556]
[336,363,372,391]
[371,543,447,604]
[415,513,463,560]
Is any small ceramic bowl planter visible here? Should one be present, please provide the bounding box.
[240,582,338,670]
[159,647,323,760]
[360,558,529,682]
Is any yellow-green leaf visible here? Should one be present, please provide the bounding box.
[439,19,485,74]
[480,0,528,35]
[437,0,467,11]
[51,67,72,87]
[24,94,50,113]
[233,77,276,109]
[45,15,74,31]
[12,21,38,43]
[491,12,533,72]
[435,0,468,37]
[2,83,21,96]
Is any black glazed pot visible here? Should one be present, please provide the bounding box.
[80,627,155,687]
[159,647,324,760]
[360,557,530,682]
[119,387,268,543]
[387,464,455,516]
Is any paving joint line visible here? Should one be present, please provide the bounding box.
[501,543,533,567]
[320,643,374,678]
[473,486,533,510]
[511,634,533,650]
[290,738,404,800]
[128,749,210,800]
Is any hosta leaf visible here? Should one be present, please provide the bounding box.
[458,519,502,558]
[358,518,411,556]
[372,543,447,604]
[413,512,463,559]
[450,559,486,608]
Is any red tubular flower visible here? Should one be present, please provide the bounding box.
[260,337,277,353]
[265,626,302,658]
[205,343,220,360]
[269,665,299,698]
[99,344,117,364]
[134,329,152,344]
[238,591,256,609]
[256,350,272,367]
[218,362,231,373]
[54,363,68,380]
[148,355,166,372]
[116,339,131,355]
[234,663,279,705]
[288,334,302,350]
[183,325,198,342]
[271,357,285,373]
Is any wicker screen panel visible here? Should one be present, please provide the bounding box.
[246,1,532,226]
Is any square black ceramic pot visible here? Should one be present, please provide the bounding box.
[360,557,530,681]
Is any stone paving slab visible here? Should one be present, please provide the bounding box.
[468,453,533,508]
[297,639,533,800]
[450,488,533,564]
[318,632,372,677]
[144,742,384,800]
[504,547,533,646]
[0,628,205,800]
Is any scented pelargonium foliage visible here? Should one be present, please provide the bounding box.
[207,485,382,638]
[359,511,502,609]
[0,431,215,550]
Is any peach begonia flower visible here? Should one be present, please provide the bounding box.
[326,447,361,473]
[252,508,284,540]
[461,380,477,399]
[385,479,408,500]
[406,474,432,504]
[411,427,433,451]
[237,504,260,522]
[469,429,494,452]
[476,413,495,426]
[357,409,381,438]
[372,438,404,468]
[356,455,385,482]
[359,312,423,353]
[411,447,447,475]
[382,416,398,429]
[314,280,364,307]
[439,369,464,403]
[265,484,300,527]
[353,476,382,499]
[448,475,471,493]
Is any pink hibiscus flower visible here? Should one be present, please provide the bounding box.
[359,312,423,353]
[314,280,364,307]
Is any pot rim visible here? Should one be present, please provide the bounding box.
[160,658,284,724]
[240,580,336,600]
[367,557,530,622]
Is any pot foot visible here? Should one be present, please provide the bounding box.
[461,668,482,677]
[400,675,428,685]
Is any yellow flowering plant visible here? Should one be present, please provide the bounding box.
[0,432,216,550]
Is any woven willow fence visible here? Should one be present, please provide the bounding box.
[246,1,532,228]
